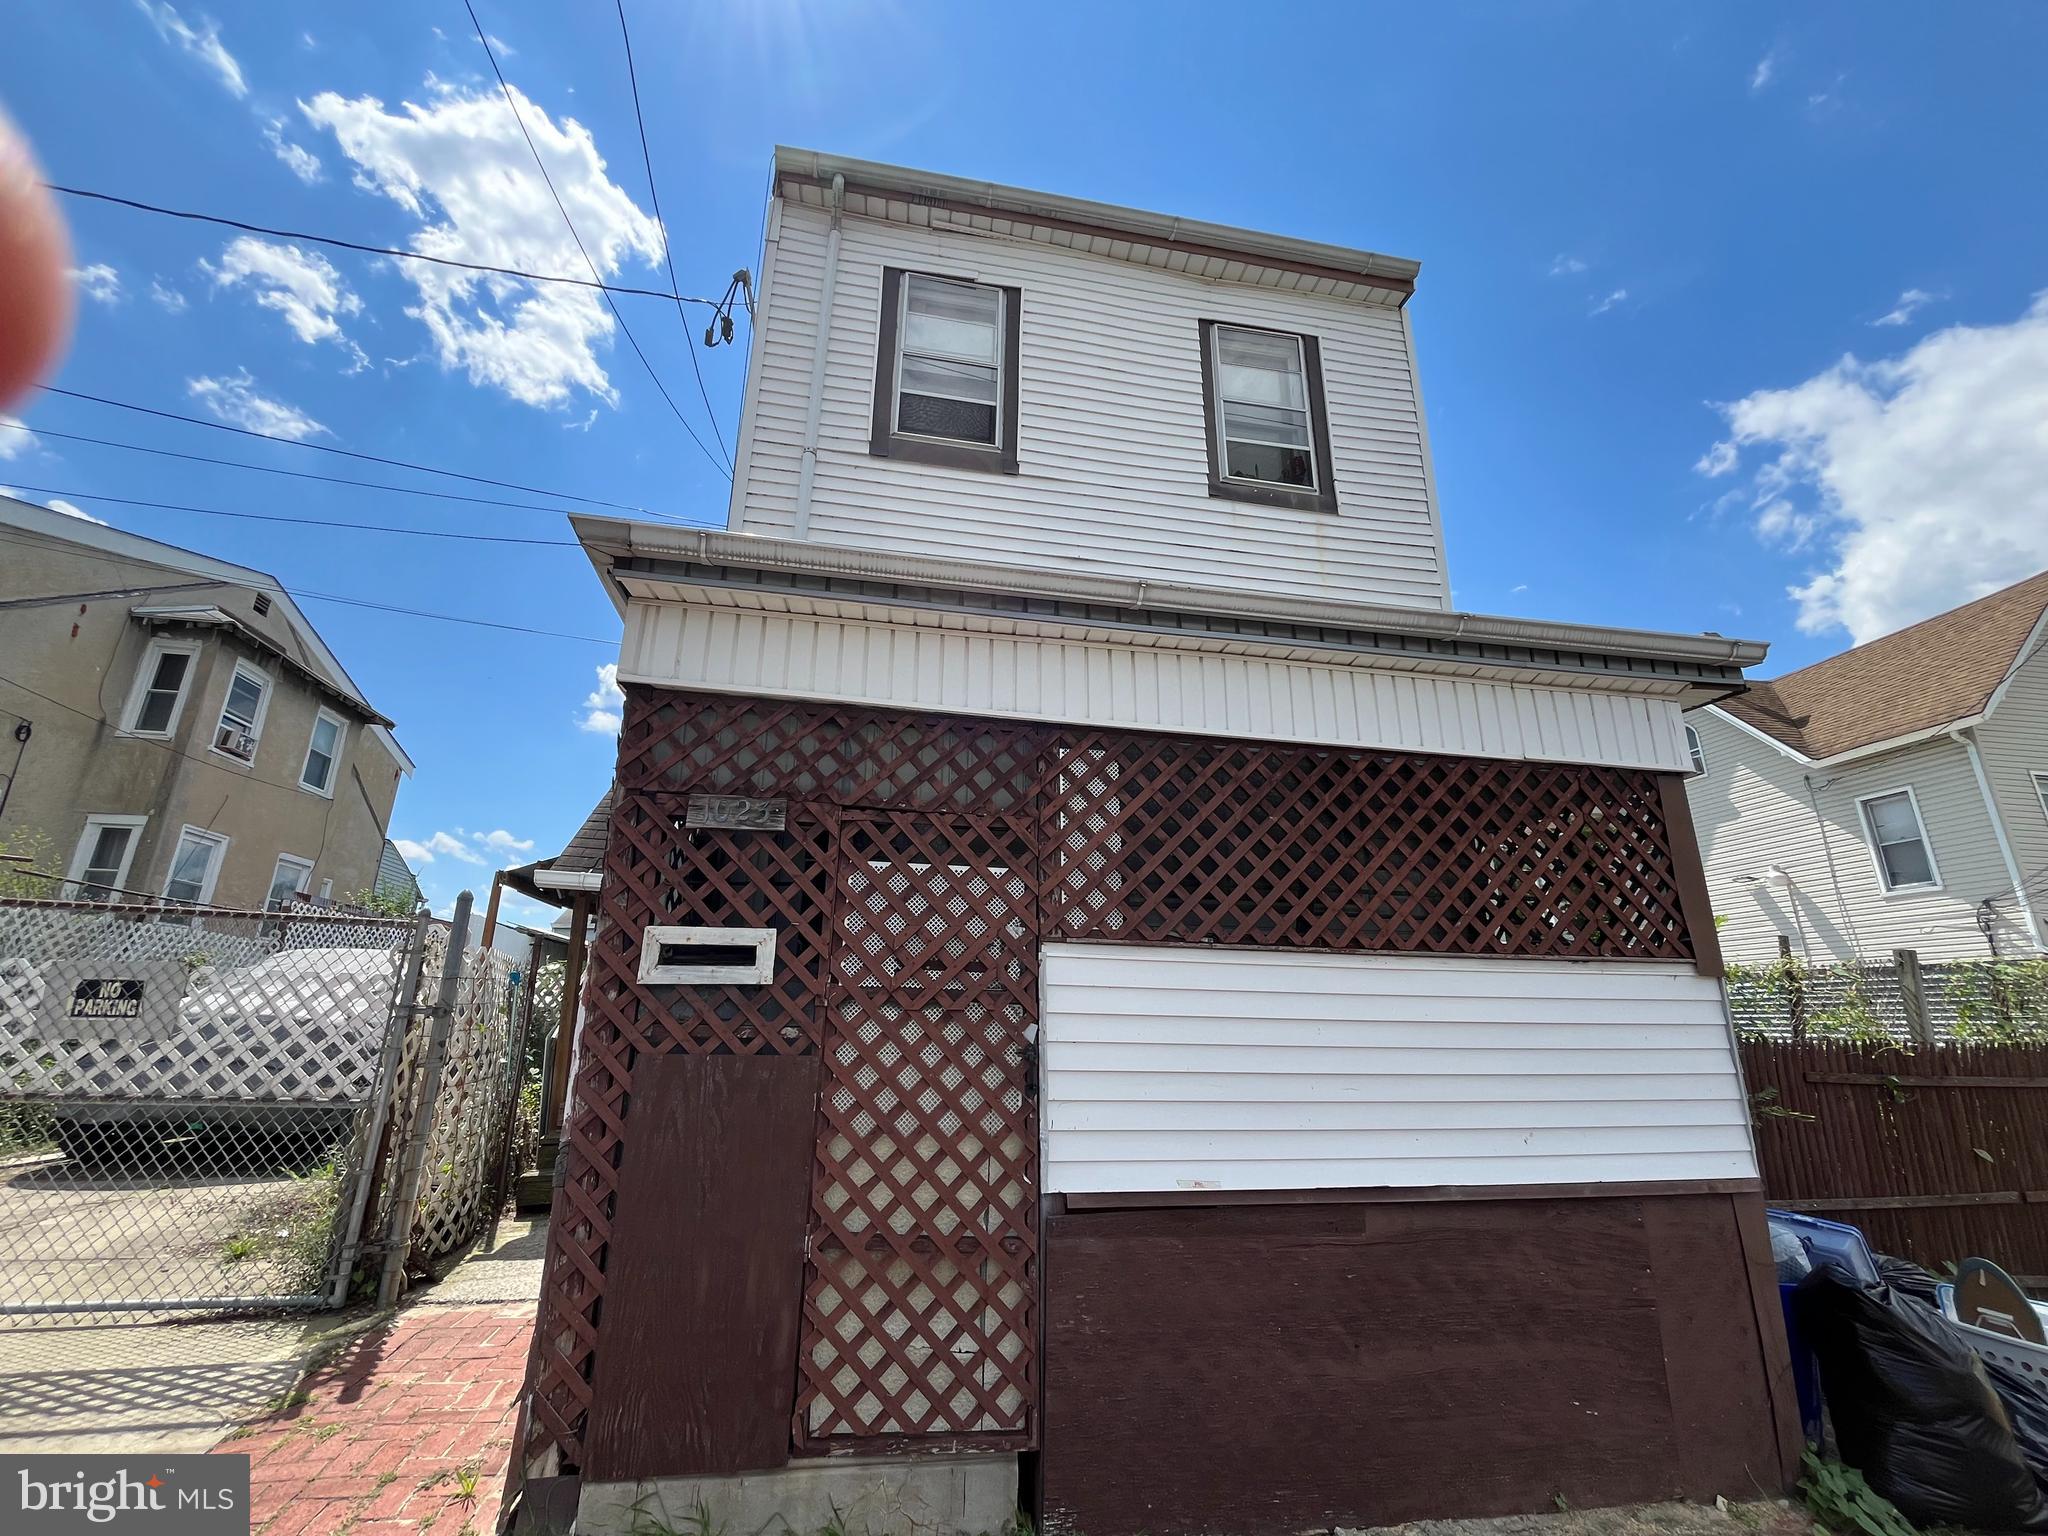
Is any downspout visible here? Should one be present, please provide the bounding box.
[1952,726,2043,953]
[791,171,845,542]
[1801,774,1863,958]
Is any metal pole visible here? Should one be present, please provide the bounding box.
[329,909,432,1309]
[377,890,472,1307]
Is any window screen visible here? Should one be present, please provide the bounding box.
[895,275,1003,447]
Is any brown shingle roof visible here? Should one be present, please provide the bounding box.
[1719,568,2048,759]
[503,789,613,907]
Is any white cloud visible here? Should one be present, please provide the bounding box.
[0,416,37,461]
[1694,439,1739,477]
[45,498,108,526]
[263,118,324,183]
[207,237,365,366]
[1700,291,2048,643]
[149,278,189,313]
[1750,49,1778,92]
[133,0,247,98]
[402,830,488,867]
[1872,288,1942,328]
[299,79,664,409]
[486,34,515,57]
[1589,288,1628,316]
[70,264,123,306]
[186,371,328,440]
[1509,583,1529,594]
[479,829,535,853]
[392,837,434,865]
[577,662,624,734]
[1548,254,1587,278]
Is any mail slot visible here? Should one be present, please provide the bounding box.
[636,926,777,985]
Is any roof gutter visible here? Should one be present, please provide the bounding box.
[791,171,845,542]
[574,517,1767,670]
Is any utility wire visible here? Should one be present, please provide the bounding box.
[614,0,729,472]
[0,482,582,547]
[39,386,666,515]
[0,525,614,645]
[463,4,731,483]
[0,418,696,525]
[48,184,727,306]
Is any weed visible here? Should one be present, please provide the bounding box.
[1800,1449,1915,1536]
[455,1464,481,1500]
[1553,1493,1571,1512]
[309,1423,343,1442]
[219,1233,259,1264]
[374,1470,398,1491]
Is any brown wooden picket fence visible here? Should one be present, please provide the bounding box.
[1742,1037,2048,1286]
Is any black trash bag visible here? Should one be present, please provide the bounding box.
[1985,1354,2048,1488]
[1874,1252,1945,1311]
[1794,1267,2048,1532]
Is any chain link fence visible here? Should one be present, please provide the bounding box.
[1727,949,2048,1042]
[0,893,526,1320]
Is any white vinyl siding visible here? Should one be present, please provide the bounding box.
[1974,640,2048,951]
[1684,708,2034,962]
[620,601,1696,773]
[737,201,1447,609]
[1040,945,1755,1194]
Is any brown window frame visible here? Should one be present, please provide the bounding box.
[869,267,1022,475]
[1197,318,1340,514]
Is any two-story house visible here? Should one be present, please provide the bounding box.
[513,150,1799,1536]
[1685,568,2048,966]
[0,497,413,912]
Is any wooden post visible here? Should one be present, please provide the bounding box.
[1781,933,1807,1041]
[479,869,505,950]
[1895,947,1932,1043]
[546,891,593,1139]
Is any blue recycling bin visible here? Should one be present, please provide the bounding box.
[1768,1209,1880,1444]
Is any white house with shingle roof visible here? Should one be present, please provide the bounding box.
[1685,568,2048,963]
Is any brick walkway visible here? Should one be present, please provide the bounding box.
[214,1300,533,1536]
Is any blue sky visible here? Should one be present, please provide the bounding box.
[4,2,2047,923]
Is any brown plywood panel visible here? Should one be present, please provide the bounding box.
[1043,1194,1778,1536]
[580,1052,819,1481]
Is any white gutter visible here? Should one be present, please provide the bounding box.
[1953,726,2043,953]
[791,171,844,542]
[535,870,604,893]
[573,516,1767,669]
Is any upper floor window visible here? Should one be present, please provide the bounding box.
[1859,787,1940,893]
[870,269,1021,475]
[123,640,197,738]
[1198,320,1338,514]
[66,814,146,901]
[300,709,346,796]
[212,662,270,764]
[1685,724,1708,775]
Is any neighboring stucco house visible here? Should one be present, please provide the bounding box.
[511,149,1799,1536]
[1685,568,2048,965]
[0,496,414,912]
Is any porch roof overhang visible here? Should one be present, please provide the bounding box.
[571,518,1766,708]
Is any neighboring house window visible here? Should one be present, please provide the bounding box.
[2034,771,2048,823]
[65,814,146,901]
[870,268,1022,474]
[211,662,270,763]
[300,709,346,796]
[1197,319,1339,514]
[162,826,229,905]
[123,641,197,737]
[1685,724,1708,776]
[1859,788,1941,893]
[267,853,314,910]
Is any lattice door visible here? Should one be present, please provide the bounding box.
[797,813,1040,1449]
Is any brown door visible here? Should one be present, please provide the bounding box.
[795,811,1041,1450]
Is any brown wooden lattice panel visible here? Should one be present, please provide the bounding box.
[1039,730,1693,960]
[523,793,835,1470]
[617,687,1043,814]
[796,812,1040,1449]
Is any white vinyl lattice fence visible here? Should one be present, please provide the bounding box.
[1728,951,2048,1042]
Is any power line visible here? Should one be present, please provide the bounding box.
[0,418,697,524]
[39,386,667,515]
[49,183,728,306]
[462,4,732,484]
[0,525,614,646]
[0,482,582,547]
[613,0,730,472]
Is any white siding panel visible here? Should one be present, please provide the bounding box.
[1976,638,2048,951]
[1040,945,1755,1194]
[619,602,1695,772]
[740,202,1449,609]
